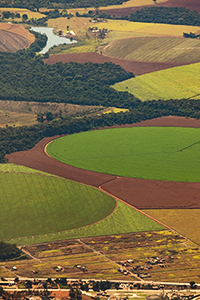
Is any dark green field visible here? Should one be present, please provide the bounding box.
[47,127,200,182]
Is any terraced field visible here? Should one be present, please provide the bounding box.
[113,62,200,101]
[102,37,200,63]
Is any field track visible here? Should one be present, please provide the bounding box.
[100,0,200,16]
[44,52,189,76]
[6,116,200,209]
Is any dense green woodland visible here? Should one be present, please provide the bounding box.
[82,7,200,27]
[0,0,128,10]
[0,241,22,261]
[0,32,136,107]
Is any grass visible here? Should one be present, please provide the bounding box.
[46,127,200,182]
[101,36,200,63]
[0,171,116,240]
[0,110,36,127]
[113,62,200,101]
[7,200,164,245]
[0,163,54,175]
[143,209,200,245]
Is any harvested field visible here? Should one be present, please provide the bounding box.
[100,0,200,16]
[0,23,34,45]
[101,37,200,64]
[6,116,200,211]
[44,52,187,76]
[0,30,29,52]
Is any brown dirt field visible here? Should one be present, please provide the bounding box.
[5,116,200,210]
[44,52,188,76]
[100,0,200,16]
[0,23,35,43]
[0,30,29,52]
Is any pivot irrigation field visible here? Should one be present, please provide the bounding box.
[0,164,163,245]
[113,62,200,101]
[46,127,200,182]
[0,165,118,241]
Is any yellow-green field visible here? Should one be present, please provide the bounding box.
[113,62,200,101]
[97,20,200,36]
[143,209,200,245]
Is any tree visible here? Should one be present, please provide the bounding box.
[46,111,53,121]
[22,13,28,21]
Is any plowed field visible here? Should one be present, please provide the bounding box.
[0,30,29,52]
[44,52,187,75]
[6,116,200,210]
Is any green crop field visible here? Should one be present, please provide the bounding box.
[0,171,116,240]
[101,37,200,63]
[113,62,200,101]
[143,209,200,245]
[46,127,200,182]
[8,200,164,245]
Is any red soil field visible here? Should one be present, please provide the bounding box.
[5,116,200,209]
[44,52,189,76]
[0,30,29,52]
[100,0,200,16]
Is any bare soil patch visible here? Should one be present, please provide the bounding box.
[100,0,200,16]
[44,52,188,76]
[0,30,29,52]
[5,116,200,209]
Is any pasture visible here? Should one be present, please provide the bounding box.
[113,62,200,101]
[46,127,200,182]
[143,209,200,245]
[101,37,200,63]
[0,171,116,240]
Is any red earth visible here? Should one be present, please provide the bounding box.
[6,116,200,209]
[44,52,192,76]
[99,0,200,17]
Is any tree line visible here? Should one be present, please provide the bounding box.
[0,0,129,11]
[80,6,200,27]
[0,241,22,261]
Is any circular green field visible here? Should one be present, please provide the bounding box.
[47,127,200,182]
[0,172,116,240]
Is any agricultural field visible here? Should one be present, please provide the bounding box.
[143,209,200,245]
[113,62,200,101]
[46,127,200,182]
[0,170,117,241]
[8,199,164,246]
[101,37,200,63]
[0,23,35,44]
[1,231,200,283]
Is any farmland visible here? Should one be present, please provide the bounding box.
[0,23,34,44]
[2,230,200,283]
[46,127,200,182]
[0,171,117,241]
[101,37,200,63]
[113,62,200,101]
[143,209,200,245]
